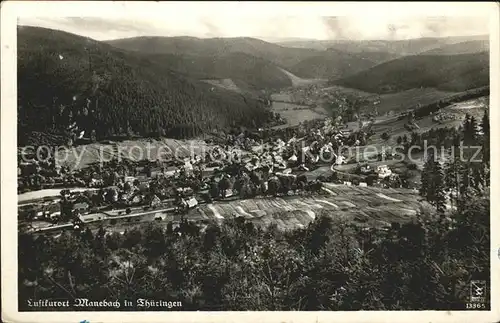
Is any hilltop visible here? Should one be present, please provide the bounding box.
[279,34,489,56]
[107,36,385,80]
[421,40,489,55]
[18,26,275,145]
[332,52,489,93]
[107,36,321,68]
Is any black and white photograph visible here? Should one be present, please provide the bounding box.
[2,1,499,322]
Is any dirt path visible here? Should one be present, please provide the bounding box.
[18,187,98,203]
[278,68,326,87]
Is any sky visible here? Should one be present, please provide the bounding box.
[16,3,491,42]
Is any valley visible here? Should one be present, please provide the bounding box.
[14,15,492,312]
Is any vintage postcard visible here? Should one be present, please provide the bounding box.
[1,1,499,322]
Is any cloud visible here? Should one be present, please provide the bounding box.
[17,15,489,42]
[199,19,219,38]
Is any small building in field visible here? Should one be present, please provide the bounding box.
[73,202,90,215]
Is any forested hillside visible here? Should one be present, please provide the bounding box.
[146,52,292,90]
[332,52,489,93]
[18,26,275,145]
[286,49,382,79]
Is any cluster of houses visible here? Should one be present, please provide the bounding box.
[19,111,410,230]
[17,155,85,192]
[432,110,463,124]
[19,199,62,222]
[359,164,393,179]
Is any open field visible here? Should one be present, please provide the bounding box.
[190,184,421,230]
[354,95,488,147]
[321,85,374,98]
[278,67,327,87]
[202,78,243,93]
[448,96,488,110]
[18,187,97,203]
[270,90,329,127]
[272,85,460,126]
[368,88,459,114]
[50,138,211,170]
[271,101,326,127]
[26,184,423,236]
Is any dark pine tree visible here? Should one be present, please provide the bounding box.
[432,161,447,214]
[462,113,472,146]
[469,116,479,145]
[420,152,446,214]
[419,153,433,199]
[481,109,490,165]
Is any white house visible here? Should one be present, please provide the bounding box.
[335,155,346,165]
[184,161,194,174]
[186,197,198,208]
[377,165,392,179]
[224,189,234,198]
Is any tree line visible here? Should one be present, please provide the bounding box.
[419,111,489,213]
[19,191,489,311]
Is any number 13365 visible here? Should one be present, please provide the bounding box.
[466,303,486,309]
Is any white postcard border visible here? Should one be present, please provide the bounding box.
[2,2,499,322]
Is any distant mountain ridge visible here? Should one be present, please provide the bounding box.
[17,26,276,144]
[421,40,489,55]
[106,36,399,80]
[333,52,489,93]
[18,25,490,146]
[107,34,489,81]
[277,34,489,54]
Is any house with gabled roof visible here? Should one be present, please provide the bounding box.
[149,194,161,208]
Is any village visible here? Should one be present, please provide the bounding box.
[18,113,414,235]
